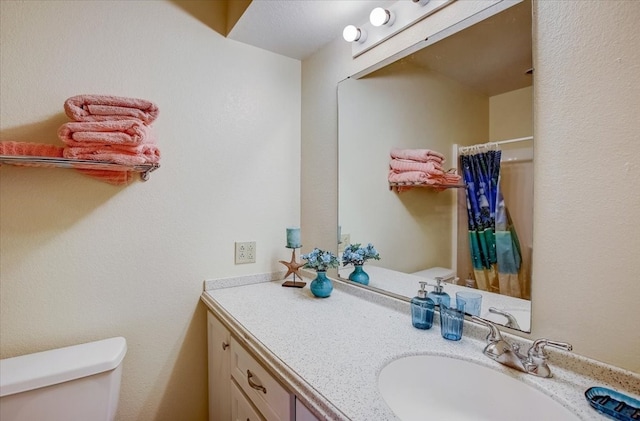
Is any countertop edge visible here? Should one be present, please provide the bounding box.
[200,292,350,421]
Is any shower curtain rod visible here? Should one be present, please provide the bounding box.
[458,136,533,153]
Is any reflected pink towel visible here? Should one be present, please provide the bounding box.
[0,141,64,157]
[63,143,160,165]
[388,170,437,184]
[58,120,154,147]
[65,95,159,124]
[389,158,444,176]
[390,148,445,163]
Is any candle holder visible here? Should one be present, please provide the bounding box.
[279,246,306,288]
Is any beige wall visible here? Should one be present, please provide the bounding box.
[338,63,488,273]
[303,1,640,372]
[0,1,300,420]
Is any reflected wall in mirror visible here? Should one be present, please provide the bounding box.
[338,0,533,331]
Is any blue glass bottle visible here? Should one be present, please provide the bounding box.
[411,282,435,329]
[427,277,450,307]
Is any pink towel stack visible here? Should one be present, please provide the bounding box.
[388,148,462,192]
[58,95,161,185]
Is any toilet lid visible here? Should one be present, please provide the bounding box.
[0,336,127,397]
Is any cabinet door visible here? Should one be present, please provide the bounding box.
[231,380,265,421]
[295,398,320,421]
[230,337,293,421]
[207,312,231,421]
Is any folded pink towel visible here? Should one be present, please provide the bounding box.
[75,168,133,185]
[388,170,438,184]
[58,120,154,147]
[389,158,444,176]
[63,143,160,165]
[64,95,159,124]
[0,141,64,157]
[390,148,445,163]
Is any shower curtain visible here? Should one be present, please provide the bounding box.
[460,149,524,297]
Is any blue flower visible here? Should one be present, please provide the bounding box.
[341,243,381,266]
[302,248,339,271]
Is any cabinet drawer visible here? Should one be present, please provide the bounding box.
[230,337,292,421]
[231,379,265,421]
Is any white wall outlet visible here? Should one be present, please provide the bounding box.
[235,241,256,264]
[338,234,350,252]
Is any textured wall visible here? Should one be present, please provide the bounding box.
[302,1,640,372]
[0,1,300,420]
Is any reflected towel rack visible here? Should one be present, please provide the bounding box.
[458,136,533,154]
[388,181,466,191]
[0,155,160,181]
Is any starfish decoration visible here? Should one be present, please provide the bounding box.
[279,250,305,280]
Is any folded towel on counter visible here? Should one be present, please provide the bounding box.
[64,94,159,124]
[0,141,64,157]
[390,148,445,163]
[58,120,155,147]
[389,158,445,176]
[63,143,160,165]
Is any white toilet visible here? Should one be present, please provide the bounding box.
[0,336,127,421]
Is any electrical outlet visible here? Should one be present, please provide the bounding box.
[338,234,350,252]
[235,241,256,264]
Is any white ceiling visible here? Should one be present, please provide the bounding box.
[227,0,391,60]
[228,0,533,96]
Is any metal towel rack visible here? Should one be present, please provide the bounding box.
[0,155,160,181]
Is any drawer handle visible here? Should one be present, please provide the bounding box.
[246,370,267,394]
[222,341,229,350]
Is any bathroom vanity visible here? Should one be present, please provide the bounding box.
[201,274,639,420]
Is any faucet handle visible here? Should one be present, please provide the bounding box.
[528,339,573,360]
[471,316,504,343]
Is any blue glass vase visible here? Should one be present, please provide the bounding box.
[348,265,369,285]
[310,271,333,298]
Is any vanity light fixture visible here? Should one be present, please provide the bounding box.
[345,0,455,58]
[342,25,367,43]
[370,7,395,27]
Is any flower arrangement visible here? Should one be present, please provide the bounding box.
[342,243,381,266]
[301,248,339,271]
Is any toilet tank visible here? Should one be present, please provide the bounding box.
[0,337,127,421]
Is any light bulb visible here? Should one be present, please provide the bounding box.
[343,25,366,43]
[370,7,394,27]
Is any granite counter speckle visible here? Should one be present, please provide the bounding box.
[201,275,639,421]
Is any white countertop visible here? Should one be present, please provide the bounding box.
[338,265,532,331]
[201,274,639,421]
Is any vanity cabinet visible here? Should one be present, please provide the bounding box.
[207,311,319,421]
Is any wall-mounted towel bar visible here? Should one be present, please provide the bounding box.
[0,155,159,181]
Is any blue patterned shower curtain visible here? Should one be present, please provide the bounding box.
[460,150,523,297]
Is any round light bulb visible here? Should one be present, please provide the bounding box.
[342,25,366,43]
[343,25,360,42]
[370,7,392,27]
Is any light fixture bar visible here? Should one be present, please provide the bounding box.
[351,0,456,58]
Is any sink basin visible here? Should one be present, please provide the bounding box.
[378,355,580,421]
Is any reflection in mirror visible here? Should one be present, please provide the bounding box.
[338,1,533,331]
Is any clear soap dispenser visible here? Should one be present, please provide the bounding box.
[411,281,435,329]
[427,277,451,307]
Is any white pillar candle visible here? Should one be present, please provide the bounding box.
[286,227,301,248]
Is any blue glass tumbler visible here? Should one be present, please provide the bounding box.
[440,301,465,341]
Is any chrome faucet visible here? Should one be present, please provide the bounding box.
[472,316,572,378]
[488,307,522,330]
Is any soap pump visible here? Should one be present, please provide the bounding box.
[411,281,435,329]
[427,277,451,307]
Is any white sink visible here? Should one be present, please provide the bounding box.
[378,355,580,421]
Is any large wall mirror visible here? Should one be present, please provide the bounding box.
[338,0,533,331]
